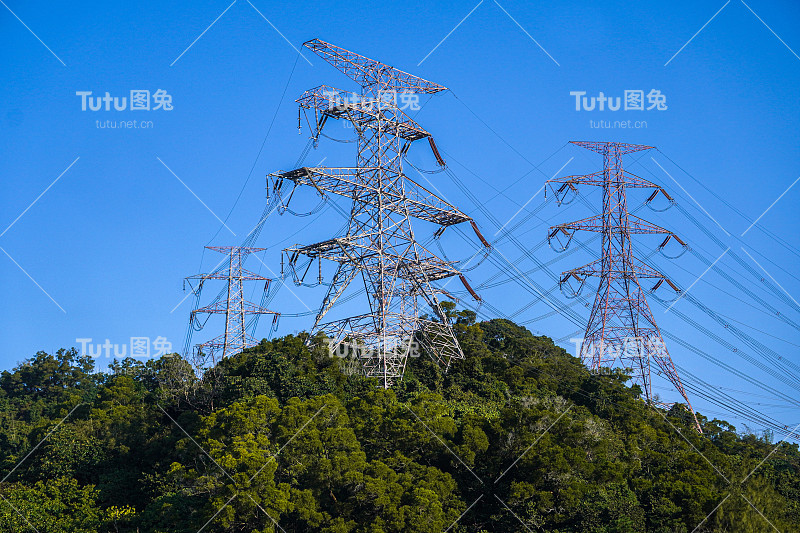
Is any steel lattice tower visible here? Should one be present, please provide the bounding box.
[186,246,280,366]
[547,141,701,432]
[271,39,487,388]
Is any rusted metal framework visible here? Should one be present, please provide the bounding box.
[185,246,279,367]
[271,38,487,388]
[547,141,701,432]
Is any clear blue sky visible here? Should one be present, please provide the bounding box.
[1,0,799,436]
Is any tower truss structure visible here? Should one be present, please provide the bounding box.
[271,38,487,388]
[185,246,280,367]
[547,141,701,432]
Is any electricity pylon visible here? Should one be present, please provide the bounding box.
[185,246,280,367]
[271,39,488,388]
[547,141,701,432]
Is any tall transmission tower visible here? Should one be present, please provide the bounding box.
[547,141,701,432]
[271,38,487,388]
[185,246,280,367]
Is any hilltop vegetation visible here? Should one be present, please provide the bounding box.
[1,310,798,532]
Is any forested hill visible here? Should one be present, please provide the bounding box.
[1,311,798,532]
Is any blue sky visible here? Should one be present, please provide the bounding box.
[1,0,799,435]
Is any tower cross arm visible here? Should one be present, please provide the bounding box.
[285,237,460,282]
[284,236,358,264]
[192,301,279,316]
[186,268,272,282]
[547,170,664,190]
[570,140,654,155]
[303,38,448,93]
[561,257,675,281]
[298,85,431,141]
[195,332,266,350]
[271,167,472,226]
[549,213,678,235]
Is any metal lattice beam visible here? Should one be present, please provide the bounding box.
[303,39,448,93]
[271,167,471,226]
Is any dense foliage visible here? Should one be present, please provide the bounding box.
[1,311,798,532]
